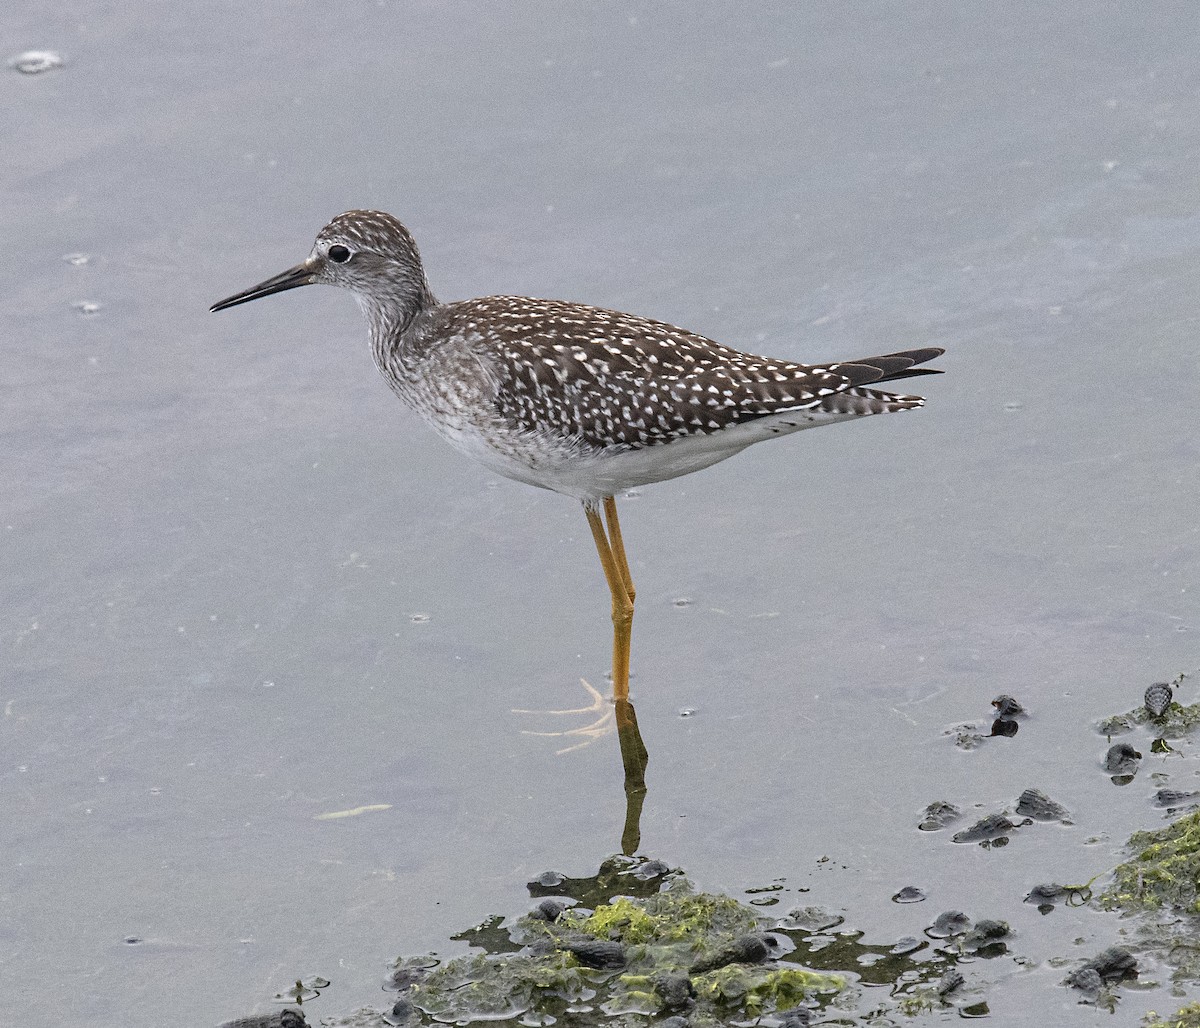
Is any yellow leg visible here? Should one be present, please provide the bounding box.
[585,499,634,701]
[603,495,636,605]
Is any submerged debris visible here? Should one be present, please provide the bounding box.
[946,724,987,750]
[918,800,962,831]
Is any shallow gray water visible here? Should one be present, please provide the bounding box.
[3,3,1199,1025]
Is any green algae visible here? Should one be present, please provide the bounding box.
[579,889,759,948]
[401,866,845,1026]
[1103,810,1200,914]
[1143,1001,1200,1028]
[414,949,596,1023]
[692,965,838,1015]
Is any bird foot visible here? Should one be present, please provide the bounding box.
[512,677,615,754]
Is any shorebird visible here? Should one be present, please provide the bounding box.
[212,210,943,699]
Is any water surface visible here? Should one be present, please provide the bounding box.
[3,3,1199,1025]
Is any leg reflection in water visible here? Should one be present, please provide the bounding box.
[515,681,650,857]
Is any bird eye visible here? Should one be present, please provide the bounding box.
[328,244,352,264]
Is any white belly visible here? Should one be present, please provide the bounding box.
[425,406,863,502]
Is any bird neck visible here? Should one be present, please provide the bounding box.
[359,282,437,368]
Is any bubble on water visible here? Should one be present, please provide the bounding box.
[9,50,64,74]
[672,597,693,608]
[410,612,431,624]
[62,252,90,266]
[72,300,101,316]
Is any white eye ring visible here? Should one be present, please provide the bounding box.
[328,244,352,264]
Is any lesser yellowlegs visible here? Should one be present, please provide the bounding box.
[211,210,944,699]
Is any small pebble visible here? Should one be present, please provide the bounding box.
[963,919,1010,954]
[928,910,971,938]
[652,972,695,1010]
[630,859,670,880]
[775,906,843,933]
[936,968,965,997]
[529,870,565,890]
[217,1012,306,1028]
[776,1009,812,1028]
[890,935,923,955]
[1103,743,1141,776]
[1025,883,1066,909]
[892,885,925,904]
[530,898,569,922]
[991,694,1026,718]
[731,933,771,962]
[564,938,625,969]
[1083,946,1138,981]
[918,800,962,831]
[1016,788,1070,822]
[1154,788,1200,808]
[952,813,1016,844]
[388,956,437,991]
[689,933,771,974]
[1065,966,1103,999]
[1144,682,1173,717]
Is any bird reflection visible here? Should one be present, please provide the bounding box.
[615,698,649,856]
[515,682,649,856]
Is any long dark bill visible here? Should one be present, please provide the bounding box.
[210,263,315,312]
